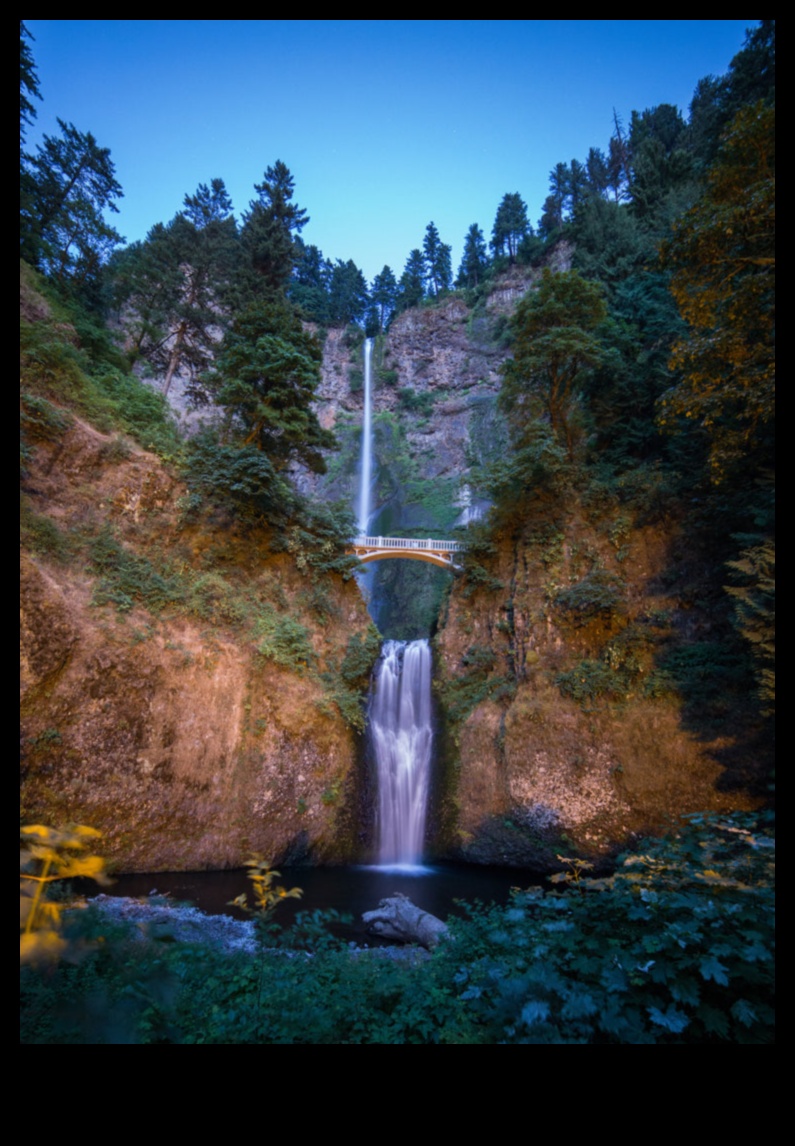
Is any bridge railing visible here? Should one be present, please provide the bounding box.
[352,535,466,552]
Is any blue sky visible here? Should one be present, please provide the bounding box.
[24,20,756,284]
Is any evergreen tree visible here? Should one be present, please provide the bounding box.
[328,259,369,326]
[371,265,398,331]
[398,249,426,311]
[241,160,307,299]
[21,118,124,300]
[208,298,336,474]
[500,268,607,458]
[456,223,489,288]
[20,22,41,151]
[584,147,610,198]
[659,102,774,481]
[422,221,452,296]
[491,193,529,262]
[538,166,570,239]
[110,179,239,397]
[628,104,693,224]
[290,238,332,323]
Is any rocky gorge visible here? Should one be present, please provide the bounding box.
[20,259,760,874]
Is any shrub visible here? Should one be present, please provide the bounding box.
[554,568,625,626]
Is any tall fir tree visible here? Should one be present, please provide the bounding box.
[491,193,529,262]
[422,221,452,296]
[241,160,307,300]
[456,223,489,288]
[22,118,124,301]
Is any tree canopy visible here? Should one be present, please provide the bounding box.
[659,102,775,480]
[208,299,336,475]
[500,269,607,458]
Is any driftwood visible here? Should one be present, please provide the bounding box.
[362,893,449,949]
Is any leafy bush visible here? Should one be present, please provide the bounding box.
[255,608,316,674]
[89,528,182,614]
[556,659,623,707]
[20,824,111,966]
[20,392,72,442]
[437,643,515,725]
[398,387,435,416]
[20,814,774,1044]
[554,568,625,626]
[20,497,75,563]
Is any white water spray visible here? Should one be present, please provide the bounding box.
[369,640,433,867]
[357,337,374,534]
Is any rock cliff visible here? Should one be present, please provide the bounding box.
[20,278,375,872]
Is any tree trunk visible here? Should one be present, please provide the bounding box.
[362,894,449,949]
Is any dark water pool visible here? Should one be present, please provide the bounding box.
[106,862,544,944]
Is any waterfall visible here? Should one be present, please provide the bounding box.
[369,640,433,867]
[357,337,374,534]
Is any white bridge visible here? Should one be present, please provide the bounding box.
[350,535,465,571]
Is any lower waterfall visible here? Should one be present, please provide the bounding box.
[369,639,433,867]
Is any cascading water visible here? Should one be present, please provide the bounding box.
[357,337,374,535]
[354,336,434,868]
[369,640,433,867]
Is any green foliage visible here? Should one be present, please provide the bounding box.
[20,304,181,458]
[255,607,316,674]
[20,391,72,442]
[319,624,381,732]
[340,625,382,686]
[21,118,124,302]
[89,528,181,614]
[659,102,775,481]
[553,568,625,626]
[186,572,250,627]
[20,497,75,563]
[185,435,296,524]
[491,193,530,262]
[437,643,515,726]
[397,387,435,416]
[206,298,335,474]
[725,535,774,715]
[643,640,751,725]
[556,659,624,708]
[20,814,773,1044]
[500,268,607,459]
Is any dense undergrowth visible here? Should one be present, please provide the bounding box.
[20,812,774,1044]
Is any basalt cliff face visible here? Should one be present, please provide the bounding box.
[433,519,759,867]
[20,256,761,874]
[306,255,760,866]
[20,278,375,872]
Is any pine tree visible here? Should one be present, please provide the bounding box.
[241,160,307,300]
[208,299,336,474]
[328,259,369,326]
[398,249,426,311]
[491,194,529,262]
[659,102,774,480]
[22,118,124,299]
[500,268,607,458]
[422,222,452,296]
[456,224,489,288]
[20,21,41,151]
[371,265,398,331]
[110,179,239,398]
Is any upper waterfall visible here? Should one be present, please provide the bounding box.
[357,337,374,535]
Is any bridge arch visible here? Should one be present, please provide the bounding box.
[349,536,465,572]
